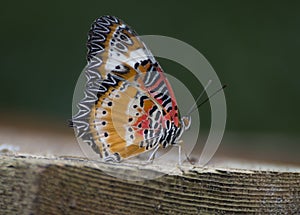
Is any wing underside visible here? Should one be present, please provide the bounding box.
[72,15,180,161]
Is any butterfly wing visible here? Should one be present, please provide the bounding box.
[72,16,181,161]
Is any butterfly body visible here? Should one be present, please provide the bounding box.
[72,16,191,162]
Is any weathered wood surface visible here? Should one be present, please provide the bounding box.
[0,154,299,215]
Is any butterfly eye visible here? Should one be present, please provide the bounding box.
[182,116,192,131]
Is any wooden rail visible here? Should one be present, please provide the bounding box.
[0,154,299,214]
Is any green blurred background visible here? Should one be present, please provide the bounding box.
[1,1,299,160]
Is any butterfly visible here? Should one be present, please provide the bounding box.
[71,15,191,162]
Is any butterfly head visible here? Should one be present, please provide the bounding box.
[173,115,191,144]
[181,115,192,131]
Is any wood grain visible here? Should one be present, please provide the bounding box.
[0,154,299,214]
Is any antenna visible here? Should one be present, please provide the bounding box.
[186,80,212,116]
[188,83,227,115]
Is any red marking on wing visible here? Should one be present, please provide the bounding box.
[142,65,180,127]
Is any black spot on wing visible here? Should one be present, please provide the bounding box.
[139,95,148,107]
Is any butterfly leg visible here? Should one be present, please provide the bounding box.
[147,144,160,163]
[173,142,182,166]
[175,140,194,165]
